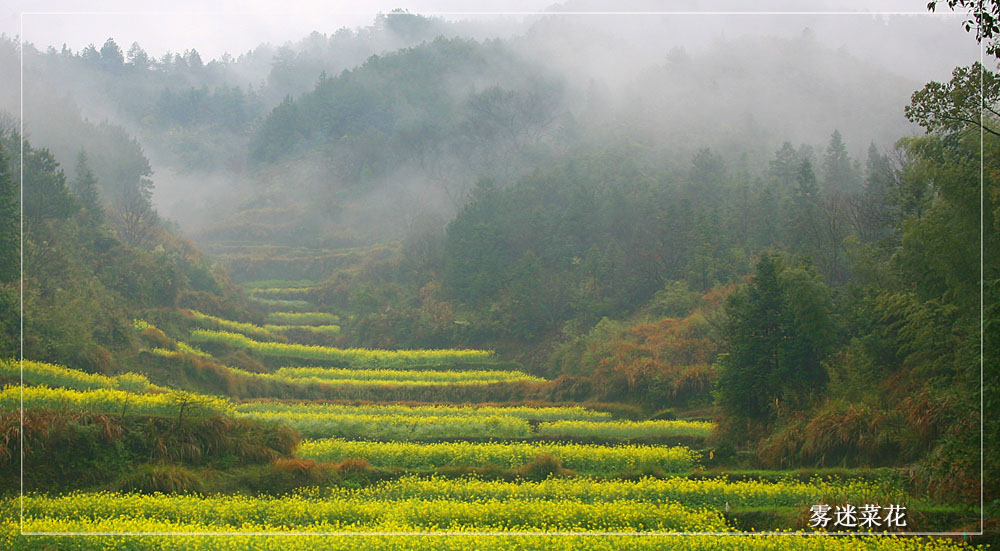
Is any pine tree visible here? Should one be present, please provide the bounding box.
[788,158,820,253]
[71,150,103,227]
[848,143,894,242]
[100,38,124,71]
[768,142,799,190]
[822,130,860,193]
[126,42,150,69]
[716,254,833,421]
[716,254,789,420]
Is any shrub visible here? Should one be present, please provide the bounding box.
[113,464,205,494]
[516,453,572,480]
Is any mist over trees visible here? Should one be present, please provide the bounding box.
[0,6,994,534]
[1,10,935,239]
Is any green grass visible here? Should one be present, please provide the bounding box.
[241,279,318,289]
[266,312,340,325]
[266,324,341,336]
[275,366,543,384]
[235,401,614,421]
[249,297,313,311]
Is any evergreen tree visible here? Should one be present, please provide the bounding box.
[717,254,833,422]
[848,143,894,242]
[100,38,124,71]
[716,254,789,420]
[22,145,76,225]
[768,142,799,189]
[751,182,779,249]
[788,158,820,253]
[776,261,834,401]
[71,150,103,227]
[690,148,726,187]
[80,44,100,65]
[126,42,150,69]
[822,129,860,193]
[185,49,204,70]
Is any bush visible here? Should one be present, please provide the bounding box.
[3,409,299,491]
[113,464,205,494]
[336,457,372,473]
[516,453,572,480]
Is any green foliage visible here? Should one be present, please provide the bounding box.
[0,142,16,285]
[905,62,999,137]
[7,131,246,368]
[70,150,104,227]
[113,464,206,494]
[649,281,704,318]
[928,0,1000,56]
[235,401,613,422]
[0,141,14,362]
[443,156,702,338]
[716,255,833,423]
[22,144,77,224]
[821,130,861,193]
[266,311,340,325]
[250,297,312,310]
[250,37,562,176]
[894,132,989,310]
[0,141,16,359]
[0,287,16,359]
[4,408,299,491]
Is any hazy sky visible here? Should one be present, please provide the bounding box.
[7,0,554,59]
[2,0,978,68]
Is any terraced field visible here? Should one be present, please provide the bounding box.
[2,282,981,550]
[189,328,495,367]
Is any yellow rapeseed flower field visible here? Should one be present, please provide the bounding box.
[189,329,495,367]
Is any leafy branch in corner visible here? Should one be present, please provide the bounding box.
[905,62,1000,137]
[928,0,1000,56]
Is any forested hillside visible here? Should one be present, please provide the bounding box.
[0,5,995,548]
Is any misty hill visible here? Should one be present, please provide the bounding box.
[187,28,919,267]
[249,37,561,169]
[1,12,514,176]
[3,13,922,250]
